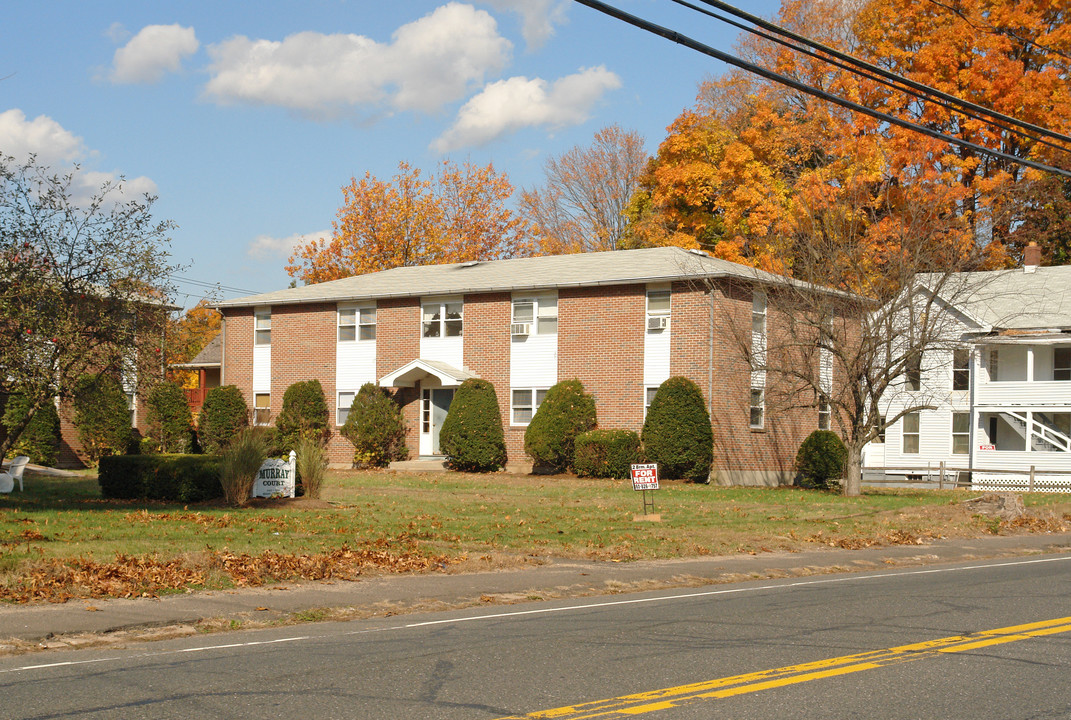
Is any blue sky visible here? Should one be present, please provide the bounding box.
[3,1,781,308]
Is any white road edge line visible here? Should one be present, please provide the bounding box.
[2,554,1068,676]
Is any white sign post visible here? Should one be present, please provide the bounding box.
[630,463,660,520]
[252,450,297,499]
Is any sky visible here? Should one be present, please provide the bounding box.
[2,0,782,309]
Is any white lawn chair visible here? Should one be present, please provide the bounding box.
[0,456,30,493]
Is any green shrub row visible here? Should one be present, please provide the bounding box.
[573,429,641,479]
[98,454,223,502]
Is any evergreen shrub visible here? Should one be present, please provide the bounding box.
[2,395,60,466]
[523,379,597,473]
[275,379,330,452]
[98,454,222,501]
[795,430,847,489]
[199,385,248,454]
[146,380,193,454]
[641,376,713,481]
[71,374,132,465]
[573,429,641,479]
[340,383,408,467]
[440,379,507,472]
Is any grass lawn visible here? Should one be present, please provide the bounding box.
[0,469,1068,603]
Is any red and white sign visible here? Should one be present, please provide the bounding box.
[631,463,660,491]
[978,444,996,451]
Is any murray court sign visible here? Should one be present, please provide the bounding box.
[253,451,297,499]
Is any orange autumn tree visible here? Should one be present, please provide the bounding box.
[166,300,222,388]
[287,160,531,284]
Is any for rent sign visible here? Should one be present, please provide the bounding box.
[630,463,660,491]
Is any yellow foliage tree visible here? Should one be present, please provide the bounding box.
[167,300,222,389]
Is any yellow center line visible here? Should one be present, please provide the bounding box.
[496,617,1071,720]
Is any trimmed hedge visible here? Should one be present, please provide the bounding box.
[340,383,408,467]
[98,454,223,502]
[275,379,330,452]
[523,379,597,473]
[146,380,193,454]
[439,378,507,472]
[199,385,248,454]
[573,429,641,479]
[2,395,60,466]
[795,430,847,489]
[641,376,713,481]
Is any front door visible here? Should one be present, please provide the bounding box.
[420,388,455,456]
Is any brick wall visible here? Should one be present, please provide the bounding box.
[375,298,421,460]
[463,292,514,456]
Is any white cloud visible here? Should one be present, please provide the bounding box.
[432,66,621,152]
[0,109,156,203]
[477,0,569,48]
[110,24,199,84]
[247,230,330,260]
[204,3,511,116]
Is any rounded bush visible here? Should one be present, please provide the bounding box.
[198,385,249,455]
[523,379,597,473]
[71,374,132,465]
[340,383,408,467]
[641,376,713,481]
[275,379,330,452]
[146,380,193,453]
[440,379,507,472]
[795,430,847,489]
[2,394,60,466]
[573,429,641,479]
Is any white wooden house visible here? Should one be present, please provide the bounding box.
[867,248,1071,492]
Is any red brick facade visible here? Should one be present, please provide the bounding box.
[218,278,823,484]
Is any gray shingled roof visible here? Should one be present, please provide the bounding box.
[217,247,792,309]
[942,265,1071,331]
[170,333,221,368]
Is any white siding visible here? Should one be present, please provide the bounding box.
[420,296,464,370]
[510,292,558,387]
[644,283,671,386]
[252,345,271,393]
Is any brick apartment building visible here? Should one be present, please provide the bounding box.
[216,247,828,485]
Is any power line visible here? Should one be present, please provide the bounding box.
[669,0,1071,158]
[572,0,1071,178]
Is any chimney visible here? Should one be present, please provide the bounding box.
[1024,241,1041,271]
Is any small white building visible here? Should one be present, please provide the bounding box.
[868,249,1071,492]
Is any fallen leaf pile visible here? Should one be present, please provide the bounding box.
[808,528,935,550]
[0,543,450,604]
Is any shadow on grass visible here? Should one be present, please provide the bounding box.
[0,470,109,510]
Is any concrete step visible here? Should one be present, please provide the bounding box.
[389,458,449,472]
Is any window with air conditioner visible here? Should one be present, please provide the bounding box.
[512,296,557,336]
[646,289,670,333]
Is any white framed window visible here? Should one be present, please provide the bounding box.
[751,290,767,335]
[338,306,377,342]
[512,295,557,335]
[337,391,355,426]
[902,412,920,453]
[511,388,548,425]
[818,394,830,430]
[1055,347,1071,381]
[952,412,969,454]
[646,289,671,332]
[254,309,271,346]
[749,388,764,429]
[254,393,271,426]
[953,348,970,391]
[423,300,463,338]
[645,386,659,417]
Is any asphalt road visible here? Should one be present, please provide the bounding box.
[1,554,1068,719]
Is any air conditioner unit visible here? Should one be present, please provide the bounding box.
[647,316,669,331]
[511,322,531,336]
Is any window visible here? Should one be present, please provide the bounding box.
[952,412,969,454]
[254,393,271,425]
[646,289,671,332]
[953,349,970,391]
[906,353,921,391]
[339,307,376,342]
[645,386,659,417]
[749,388,764,429]
[872,415,886,444]
[512,296,557,335]
[751,291,767,335]
[1055,348,1071,381]
[902,412,920,454]
[337,391,355,426]
[423,300,463,338]
[818,394,830,430]
[511,388,548,425]
[254,310,271,346]
[125,391,136,427]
